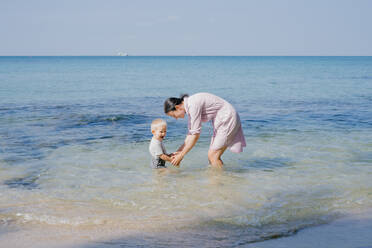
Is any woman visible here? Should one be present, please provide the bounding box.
[164,92,246,168]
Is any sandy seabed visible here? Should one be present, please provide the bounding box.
[1,210,371,248]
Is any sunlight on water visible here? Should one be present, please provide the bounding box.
[1,129,371,246]
[0,56,371,247]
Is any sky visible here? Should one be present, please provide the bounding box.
[0,0,371,56]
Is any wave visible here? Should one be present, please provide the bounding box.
[4,175,40,190]
[59,113,151,129]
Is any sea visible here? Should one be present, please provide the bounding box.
[0,56,371,247]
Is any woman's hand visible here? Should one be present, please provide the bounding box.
[171,153,184,167]
[170,151,180,157]
[171,134,199,167]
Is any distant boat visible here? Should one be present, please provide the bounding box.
[117,52,129,56]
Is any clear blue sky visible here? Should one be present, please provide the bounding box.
[1,0,371,56]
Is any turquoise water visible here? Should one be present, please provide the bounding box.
[0,56,371,247]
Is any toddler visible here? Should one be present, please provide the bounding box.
[149,119,174,168]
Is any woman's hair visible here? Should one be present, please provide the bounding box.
[164,94,189,113]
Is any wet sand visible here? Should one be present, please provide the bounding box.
[244,210,372,248]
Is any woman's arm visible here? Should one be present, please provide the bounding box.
[176,143,185,152]
[171,133,200,166]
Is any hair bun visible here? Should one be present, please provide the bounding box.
[180,94,189,100]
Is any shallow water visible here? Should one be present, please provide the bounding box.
[0,56,371,246]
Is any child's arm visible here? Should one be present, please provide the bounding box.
[159,153,173,162]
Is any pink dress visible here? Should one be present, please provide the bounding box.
[184,93,246,153]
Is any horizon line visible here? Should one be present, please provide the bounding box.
[1,55,372,57]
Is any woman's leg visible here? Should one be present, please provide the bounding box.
[208,146,227,168]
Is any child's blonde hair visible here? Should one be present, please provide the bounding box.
[151,118,167,131]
